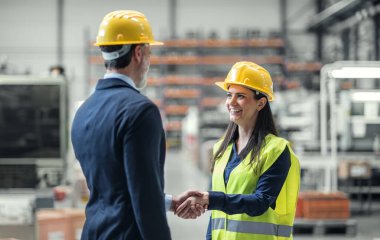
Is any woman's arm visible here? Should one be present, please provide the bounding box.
[208,146,291,216]
[176,147,291,218]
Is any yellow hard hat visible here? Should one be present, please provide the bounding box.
[215,61,274,101]
[95,10,163,46]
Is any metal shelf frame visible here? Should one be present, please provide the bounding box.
[320,61,380,192]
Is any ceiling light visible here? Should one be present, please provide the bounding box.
[331,67,380,78]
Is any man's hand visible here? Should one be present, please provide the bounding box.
[175,191,209,219]
[171,190,206,219]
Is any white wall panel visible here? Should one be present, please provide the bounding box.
[0,0,57,74]
[177,0,281,39]
[0,0,297,103]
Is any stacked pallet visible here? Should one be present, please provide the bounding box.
[294,191,356,236]
[296,191,350,219]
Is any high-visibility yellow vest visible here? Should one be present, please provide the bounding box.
[211,134,300,240]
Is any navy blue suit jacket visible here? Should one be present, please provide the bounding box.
[71,78,171,240]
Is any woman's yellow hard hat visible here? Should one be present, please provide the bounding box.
[215,61,274,101]
[95,10,163,46]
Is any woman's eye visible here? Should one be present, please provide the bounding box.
[226,93,232,98]
[237,94,245,99]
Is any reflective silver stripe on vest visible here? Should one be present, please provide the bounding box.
[211,218,292,237]
[212,218,225,230]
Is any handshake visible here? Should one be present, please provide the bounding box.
[170,190,209,219]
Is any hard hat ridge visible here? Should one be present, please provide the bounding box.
[95,10,163,46]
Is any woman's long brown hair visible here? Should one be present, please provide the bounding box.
[211,91,278,172]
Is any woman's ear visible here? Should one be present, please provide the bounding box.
[257,97,267,111]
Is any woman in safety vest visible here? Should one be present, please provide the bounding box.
[176,61,300,240]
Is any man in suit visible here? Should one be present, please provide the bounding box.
[71,10,202,239]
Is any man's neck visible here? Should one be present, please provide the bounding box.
[106,68,128,75]
[107,67,137,84]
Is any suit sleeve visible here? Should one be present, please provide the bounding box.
[122,105,171,240]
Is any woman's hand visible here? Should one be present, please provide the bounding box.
[175,191,209,219]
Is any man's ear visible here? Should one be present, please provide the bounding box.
[133,45,143,63]
[257,97,267,111]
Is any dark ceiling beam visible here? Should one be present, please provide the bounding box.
[307,0,375,31]
[330,4,380,32]
[280,0,287,57]
[57,0,64,65]
[169,0,177,39]
[316,0,323,61]
[375,12,380,60]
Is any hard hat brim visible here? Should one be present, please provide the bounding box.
[150,41,164,46]
[215,81,274,101]
[215,81,228,91]
[94,40,164,46]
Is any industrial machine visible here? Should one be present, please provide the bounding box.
[0,75,68,239]
[0,75,67,189]
[320,61,380,192]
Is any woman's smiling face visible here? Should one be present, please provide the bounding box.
[225,84,259,126]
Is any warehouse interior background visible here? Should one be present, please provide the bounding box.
[1,0,380,239]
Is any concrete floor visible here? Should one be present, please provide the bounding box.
[165,150,380,240]
[165,150,211,240]
[1,150,379,239]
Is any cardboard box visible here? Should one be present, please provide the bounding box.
[37,210,70,240]
[338,161,371,179]
[37,209,85,240]
[61,209,85,240]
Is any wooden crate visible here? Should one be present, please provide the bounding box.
[295,194,304,218]
[297,191,350,219]
[294,219,357,236]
